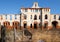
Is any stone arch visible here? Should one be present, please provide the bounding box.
[3,21,10,26]
[12,21,20,29]
[23,21,27,28]
[52,21,58,28]
[39,22,41,28]
[44,21,48,28]
[13,21,19,26]
[30,23,32,28]
[39,15,41,19]
[34,21,38,29]
[45,14,48,19]
[34,15,37,20]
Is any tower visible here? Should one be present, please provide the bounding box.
[32,2,40,8]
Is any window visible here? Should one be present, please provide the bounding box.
[54,15,56,19]
[35,9,38,12]
[46,9,47,11]
[34,24,37,29]
[8,22,10,25]
[33,9,34,12]
[31,9,32,12]
[35,3,37,7]
[24,15,27,19]
[13,23,14,26]
[10,15,12,20]
[24,23,27,28]
[39,15,40,19]
[31,15,32,19]
[30,24,32,28]
[34,15,37,20]
[5,15,7,19]
[39,10,41,12]
[1,15,3,20]
[15,15,17,19]
[3,22,5,26]
[5,23,7,26]
[45,15,48,19]
[48,9,49,11]
[59,16,60,20]
[25,9,27,12]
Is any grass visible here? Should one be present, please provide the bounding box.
[32,28,60,42]
[1,28,60,42]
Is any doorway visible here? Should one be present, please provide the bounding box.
[52,21,58,28]
[44,23,48,28]
[24,23,27,28]
[34,24,37,29]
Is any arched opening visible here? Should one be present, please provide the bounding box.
[31,15,32,19]
[12,21,19,29]
[24,23,27,28]
[34,22,37,29]
[30,24,32,28]
[39,23,41,28]
[52,21,58,28]
[34,15,37,20]
[59,16,60,20]
[45,15,48,19]
[24,14,27,19]
[34,24,37,29]
[39,15,40,19]
[44,21,48,28]
[3,21,10,26]
[23,21,27,28]
[13,21,19,26]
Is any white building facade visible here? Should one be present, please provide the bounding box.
[0,2,60,30]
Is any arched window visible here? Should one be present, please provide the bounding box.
[35,3,37,7]
[34,15,37,20]
[24,23,27,28]
[31,15,32,19]
[54,15,56,19]
[10,15,12,20]
[15,15,17,19]
[1,15,3,20]
[13,23,14,26]
[24,15,27,19]
[45,15,48,19]
[44,23,48,28]
[5,15,7,19]
[8,22,10,25]
[35,9,38,12]
[25,9,28,12]
[30,24,32,28]
[39,15,40,19]
[59,16,60,20]
[34,23,37,29]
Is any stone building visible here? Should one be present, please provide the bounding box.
[21,2,60,30]
[0,14,20,29]
[0,2,60,30]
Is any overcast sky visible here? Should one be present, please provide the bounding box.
[0,0,60,14]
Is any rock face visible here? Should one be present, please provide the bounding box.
[1,28,60,42]
[5,29,32,42]
[6,30,23,42]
